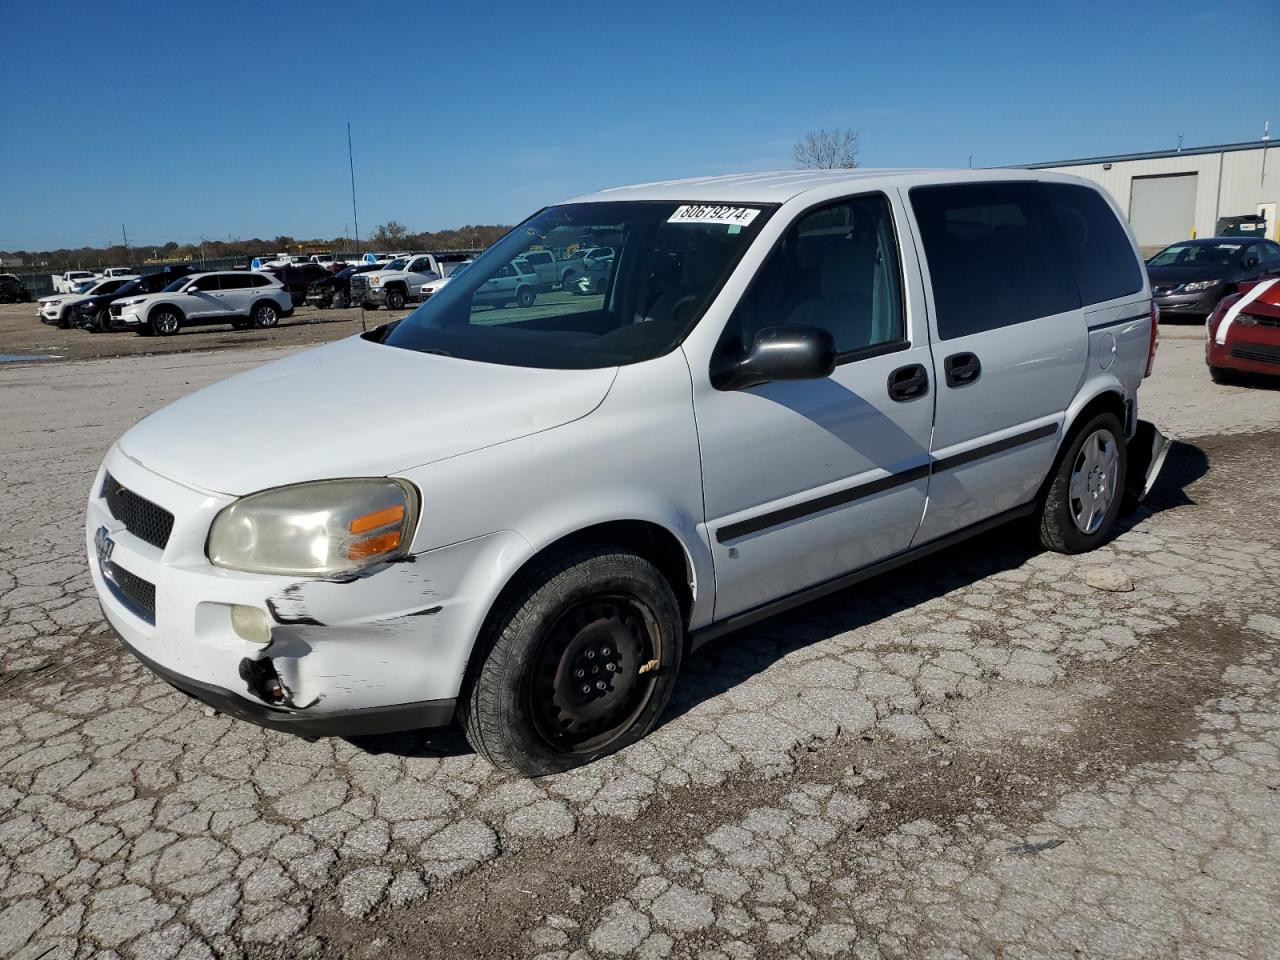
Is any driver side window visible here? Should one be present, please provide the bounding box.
[721,193,905,358]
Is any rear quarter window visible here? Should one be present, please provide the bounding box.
[910,181,1081,339]
[1043,183,1143,305]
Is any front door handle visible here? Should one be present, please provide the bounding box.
[887,363,929,402]
[944,352,982,387]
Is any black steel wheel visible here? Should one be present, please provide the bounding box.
[385,288,406,310]
[516,286,536,308]
[461,547,683,777]
[528,595,663,754]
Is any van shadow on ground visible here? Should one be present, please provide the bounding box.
[348,439,1210,762]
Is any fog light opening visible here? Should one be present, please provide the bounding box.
[230,604,272,645]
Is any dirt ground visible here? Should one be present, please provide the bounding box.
[1,324,1278,959]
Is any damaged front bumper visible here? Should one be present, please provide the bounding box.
[87,448,530,738]
[107,616,456,736]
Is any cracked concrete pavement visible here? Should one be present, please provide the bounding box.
[1,324,1278,958]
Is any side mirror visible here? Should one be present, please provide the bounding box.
[713,325,837,390]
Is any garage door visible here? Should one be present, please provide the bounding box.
[1129,173,1197,247]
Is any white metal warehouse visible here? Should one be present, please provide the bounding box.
[1024,139,1278,249]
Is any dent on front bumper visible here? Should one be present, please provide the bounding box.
[87,449,530,737]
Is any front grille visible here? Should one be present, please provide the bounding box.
[110,304,123,316]
[102,473,175,550]
[350,276,370,299]
[104,561,156,624]
[1231,343,1280,365]
[1253,314,1280,328]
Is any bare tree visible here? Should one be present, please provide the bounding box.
[793,128,861,169]
[371,221,409,247]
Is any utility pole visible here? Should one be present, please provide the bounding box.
[122,224,130,265]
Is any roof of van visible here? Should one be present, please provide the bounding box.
[565,168,1083,205]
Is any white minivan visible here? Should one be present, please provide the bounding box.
[88,170,1163,776]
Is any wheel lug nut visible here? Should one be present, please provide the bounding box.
[575,669,585,678]
[601,647,611,656]
[585,650,595,659]
[606,662,617,672]
[595,681,607,691]
[580,684,592,694]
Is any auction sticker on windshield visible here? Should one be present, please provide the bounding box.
[668,205,761,227]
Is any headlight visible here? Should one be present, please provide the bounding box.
[370,276,381,285]
[1235,314,1257,326]
[1181,280,1220,292]
[207,478,419,576]
[120,298,145,307]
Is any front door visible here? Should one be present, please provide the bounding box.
[182,274,223,321]
[693,191,935,620]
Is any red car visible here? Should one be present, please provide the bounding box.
[1206,276,1280,383]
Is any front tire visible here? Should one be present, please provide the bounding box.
[149,309,182,337]
[1036,412,1127,554]
[385,288,406,310]
[516,286,536,308]
[333,289,350,310]
[461,548,683,777]
[252,302,280,328]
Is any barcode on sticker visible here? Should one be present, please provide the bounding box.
[668,205,761,227]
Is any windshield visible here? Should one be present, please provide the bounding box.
[1149,242,1244,267]
[117,278,143,295]
[383,258,407,271]
[383,201,772,368]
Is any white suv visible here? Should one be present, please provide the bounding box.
[112,271,294,336]
[87,170,1164,776]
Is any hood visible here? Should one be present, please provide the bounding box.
[1146,263,1233,284]
[118,335,618,496]
[38,294,65,304]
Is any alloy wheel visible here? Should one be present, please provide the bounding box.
[1069,428,1119,535]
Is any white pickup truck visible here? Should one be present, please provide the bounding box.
[51,270,101,293]
[351,253,472,309]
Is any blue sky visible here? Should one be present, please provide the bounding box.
[1,0,1274,249]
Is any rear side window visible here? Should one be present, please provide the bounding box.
[250,273,272,287]
[220,274,251,290]
[1043,183,1142,305]
[910,182,1080,339]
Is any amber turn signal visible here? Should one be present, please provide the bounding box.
[347,530,402,561]
[349,504,405,535]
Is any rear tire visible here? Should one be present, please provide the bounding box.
[461,548,683,777]
[1036,412,1127,554]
